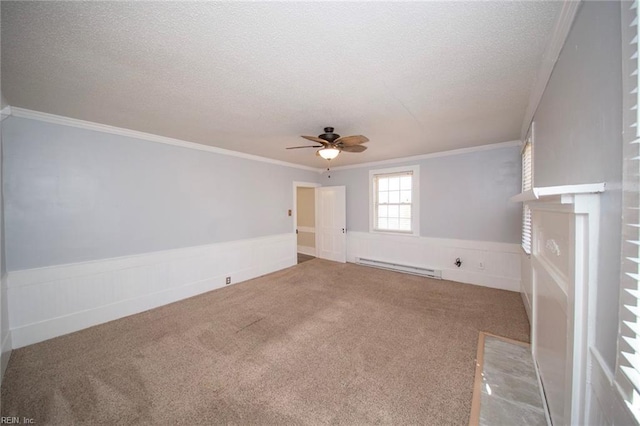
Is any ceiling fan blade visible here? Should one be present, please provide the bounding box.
[302,136,328,145]
[335,135,369,146]
[286,145,323,149]
[340,144,367,153]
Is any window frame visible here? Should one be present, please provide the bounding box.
[369,165,420,236]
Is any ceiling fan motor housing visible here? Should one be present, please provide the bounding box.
[320,127,340,143]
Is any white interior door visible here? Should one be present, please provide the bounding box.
[317,186,346,263]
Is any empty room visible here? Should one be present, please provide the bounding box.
[0,1,635,424]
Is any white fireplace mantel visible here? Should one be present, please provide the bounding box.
[511,182,605,425]
[510,182,605,203]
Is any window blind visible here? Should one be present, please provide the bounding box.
[617,0,640,421]
[522,140,533,254]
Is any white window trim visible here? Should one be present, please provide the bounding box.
[369,165,420,236]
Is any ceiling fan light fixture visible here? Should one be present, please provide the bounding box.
[318,147,340,160]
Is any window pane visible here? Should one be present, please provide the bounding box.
[400,176,412,190]
[372,167,417,234]
[388,177,400,191]
[378,178,388,191]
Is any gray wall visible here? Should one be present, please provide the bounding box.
[3,117,319,271]
[320,145,522,243]
[532,1,622,370]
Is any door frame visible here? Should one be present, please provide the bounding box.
[293,181,321,260]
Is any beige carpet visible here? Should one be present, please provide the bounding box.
[1,259,529,425]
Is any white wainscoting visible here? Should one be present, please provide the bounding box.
[587,347,637,426]
[346,232,521,292]
[521,253,533,322]
[7,233,296,349]
[588,348,615,425]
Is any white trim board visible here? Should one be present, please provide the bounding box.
[346,231,521,292]
[8,107,318,172]
[328,140,522,172]
[7,233,296,348]
[520,0,582,140]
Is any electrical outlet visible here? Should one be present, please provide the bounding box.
[226,277,231,285]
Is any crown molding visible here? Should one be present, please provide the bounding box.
[520,0,582,140]
[8,107,319,172]
[326,140,522,172]
[7,107,522,174]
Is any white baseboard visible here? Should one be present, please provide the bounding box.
[7,233,296,348]
[347,232,521,292]
[297,245,316,257]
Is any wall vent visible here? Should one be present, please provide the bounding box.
[355,257,442,279]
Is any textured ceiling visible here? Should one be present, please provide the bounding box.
[1,1,561,168]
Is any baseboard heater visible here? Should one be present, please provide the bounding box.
[355,257,442,279]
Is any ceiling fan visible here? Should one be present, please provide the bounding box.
[286,127,369,160]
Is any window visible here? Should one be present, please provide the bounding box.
[521,135,533,254]
[369,165,419,235]
[617,0,640,422]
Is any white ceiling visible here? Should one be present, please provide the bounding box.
[1,1,562,168]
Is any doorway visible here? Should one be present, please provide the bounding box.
[293,182,319,264]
